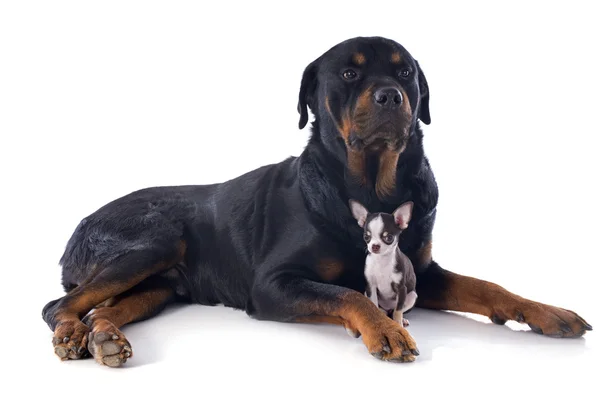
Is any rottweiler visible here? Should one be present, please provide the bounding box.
[42,36,592,367]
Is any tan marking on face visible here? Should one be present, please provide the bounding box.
[391,52,401,63]
[341,112,352,140]
[325,92,373,186]
[325,96,352,140]
[353,52,366,65]
[354,85,374,116]
[400,88,412,117]
[351,85,378,143]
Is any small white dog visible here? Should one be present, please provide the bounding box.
[350,199,418,327]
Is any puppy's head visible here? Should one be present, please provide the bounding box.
[298,37,430,155]
[349,199,414,255]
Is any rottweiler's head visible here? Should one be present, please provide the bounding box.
[297,37,430,196]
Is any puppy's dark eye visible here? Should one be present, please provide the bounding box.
[342,69,358,81]
[398,68,411,78]
[383,234,394,244]
[363,232,371,242]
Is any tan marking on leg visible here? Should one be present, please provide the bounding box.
[84,280,174,367]
[58,240,185,320]
[336,291,418,361]
[87,284,174,329]
[50,240,186,361]
[419,269,593,337]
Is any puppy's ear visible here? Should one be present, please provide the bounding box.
[349,199,369,228]
[297,57,321,129]
[415,60,431,125]
[393,201,413,229]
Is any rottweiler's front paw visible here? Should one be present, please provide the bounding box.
[362,318,419,362]
[524,305,591,338]
[493,302,592,338]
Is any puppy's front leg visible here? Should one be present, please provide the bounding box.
[365,280,379,309]
[393,285,408,327]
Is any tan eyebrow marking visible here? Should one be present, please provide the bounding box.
[353,52,366,65]
[391,52,401,63]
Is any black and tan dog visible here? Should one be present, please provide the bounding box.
[42,36,592,367]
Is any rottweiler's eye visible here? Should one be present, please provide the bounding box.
[342,69,358,81]
[398,68,411,78]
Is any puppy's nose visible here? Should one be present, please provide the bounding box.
[374,87,402,109]
[371,244,380,253]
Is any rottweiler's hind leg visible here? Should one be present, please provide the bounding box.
[42,241,186,362]
[82,275,176,367]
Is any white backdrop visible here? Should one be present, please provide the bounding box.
[1,1,598,399]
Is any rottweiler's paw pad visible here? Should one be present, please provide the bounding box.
[52,320,90,361]
[88,326,132,367]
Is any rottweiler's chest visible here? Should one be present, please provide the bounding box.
[312,239,369,292]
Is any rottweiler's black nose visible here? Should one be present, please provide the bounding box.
[374,87,403,109]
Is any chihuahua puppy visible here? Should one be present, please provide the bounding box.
[349,200,418,327]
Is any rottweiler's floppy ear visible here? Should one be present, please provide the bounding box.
[349,199,369,228]
[297,57,321,129]
[393,201,413,230]
[415,60,431,125]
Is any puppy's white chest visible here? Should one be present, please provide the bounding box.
[364,253,402,308]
